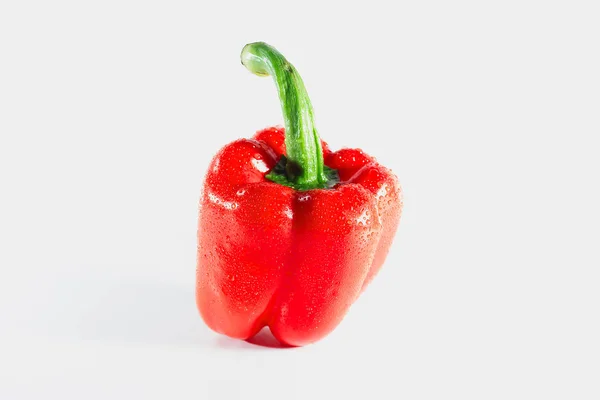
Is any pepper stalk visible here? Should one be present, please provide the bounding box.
[241,42,338,190]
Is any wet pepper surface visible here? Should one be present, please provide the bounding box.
[196,43,402,346]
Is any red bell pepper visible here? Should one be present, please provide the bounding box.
[196,42,402,346]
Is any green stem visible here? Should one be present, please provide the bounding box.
[241,42,335,190]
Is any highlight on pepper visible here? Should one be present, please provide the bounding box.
[196,42,403,346]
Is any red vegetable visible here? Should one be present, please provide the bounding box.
[196,42,402,346]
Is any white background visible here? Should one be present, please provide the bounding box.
[1,1,599,399]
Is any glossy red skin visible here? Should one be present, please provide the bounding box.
[196,127,402,346]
